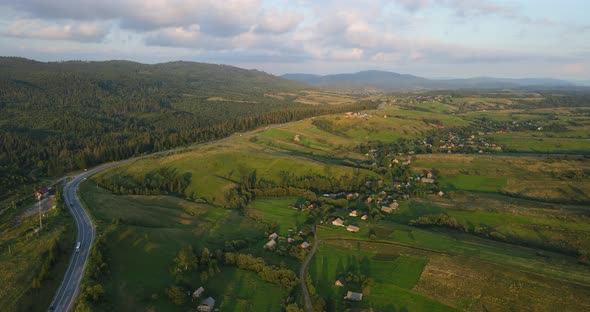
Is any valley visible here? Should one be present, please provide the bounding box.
[68,92,590,311]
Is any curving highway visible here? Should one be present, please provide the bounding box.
[48,163,120,312]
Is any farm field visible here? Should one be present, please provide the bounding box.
[412,154,590,203]
[77,181,293,311]
[248,197,306,236]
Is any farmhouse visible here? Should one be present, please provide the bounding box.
[264,240,277,249]
[293,134,301,142]
[361,215,368,220]
[193,286,205,298]
[268,232,278,240]
[349,210,358,217]
[197,297,215,312]
[427,171,434,178]
[381,206,394,213]
[381,201,399,213]
[332,218,344,226]
[421,178,435,183]
[344,291,363,301]
[437,191,444,197]
[335,276,346,287]
[300,241,311,249]
[347,225,360,233]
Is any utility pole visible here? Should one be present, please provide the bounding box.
[35,191,43,230]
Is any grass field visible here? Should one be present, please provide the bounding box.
[487,134,590,153]
[97,139,370,206]
[248,197,307,236]
[78,181,288,311]
[0,200,74,312]
[318,231,590,311]
[317,220,590,286]
[309,243,456,311]
[412,154,590,203]
[205,268,288,311]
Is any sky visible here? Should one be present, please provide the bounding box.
[0,0,588,79]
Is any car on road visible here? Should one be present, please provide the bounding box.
[75,241,81,252]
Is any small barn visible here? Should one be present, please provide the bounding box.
[346,225,360,233]
[264,240,277,249]
[197,297,216,312]
[344,291,363,301]
[193,286,205,298]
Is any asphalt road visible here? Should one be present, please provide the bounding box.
[48,163,120,312]
[300,224,318,312]
[48,119,308,312]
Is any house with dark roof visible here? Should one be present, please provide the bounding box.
[335,276,346,287]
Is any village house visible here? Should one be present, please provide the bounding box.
[264,239,277,249]
[193,286,205,298]
[349,210,358,217]
[300,241,311,249]
[197,297,215,312]
[361,215,368,220]
[347,225,360,233]
[437,191,444,197]
[293,134,301,142]
[402,160,411,166]
[427,171,434,179]
[332,218,344,226]
[421,178,435,183]
[344,291,363,301]
[288,237,294,243]
[381,201,399,213]
[335,276,346,287]
[268,232,278,240]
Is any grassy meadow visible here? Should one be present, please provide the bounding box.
[78,181,286,311]
[0,198,75,312]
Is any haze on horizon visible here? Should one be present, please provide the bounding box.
[0,0,588,80]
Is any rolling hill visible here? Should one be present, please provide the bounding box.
[282,70,578,91]
[0,57,372,202]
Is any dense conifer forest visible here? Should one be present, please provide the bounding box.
[0,57,375,201]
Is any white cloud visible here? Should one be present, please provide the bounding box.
[254,10,303,34]
[3,19,108,42]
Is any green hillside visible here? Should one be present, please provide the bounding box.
[0,58,376,203]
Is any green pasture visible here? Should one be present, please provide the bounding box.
[249,197,307,236]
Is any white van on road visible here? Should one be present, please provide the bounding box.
[75,241,81,252]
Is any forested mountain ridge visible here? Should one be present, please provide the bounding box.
[0,57,373,201]
[282,70,580,91]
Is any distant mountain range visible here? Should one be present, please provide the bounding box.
[281,70,584,91]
